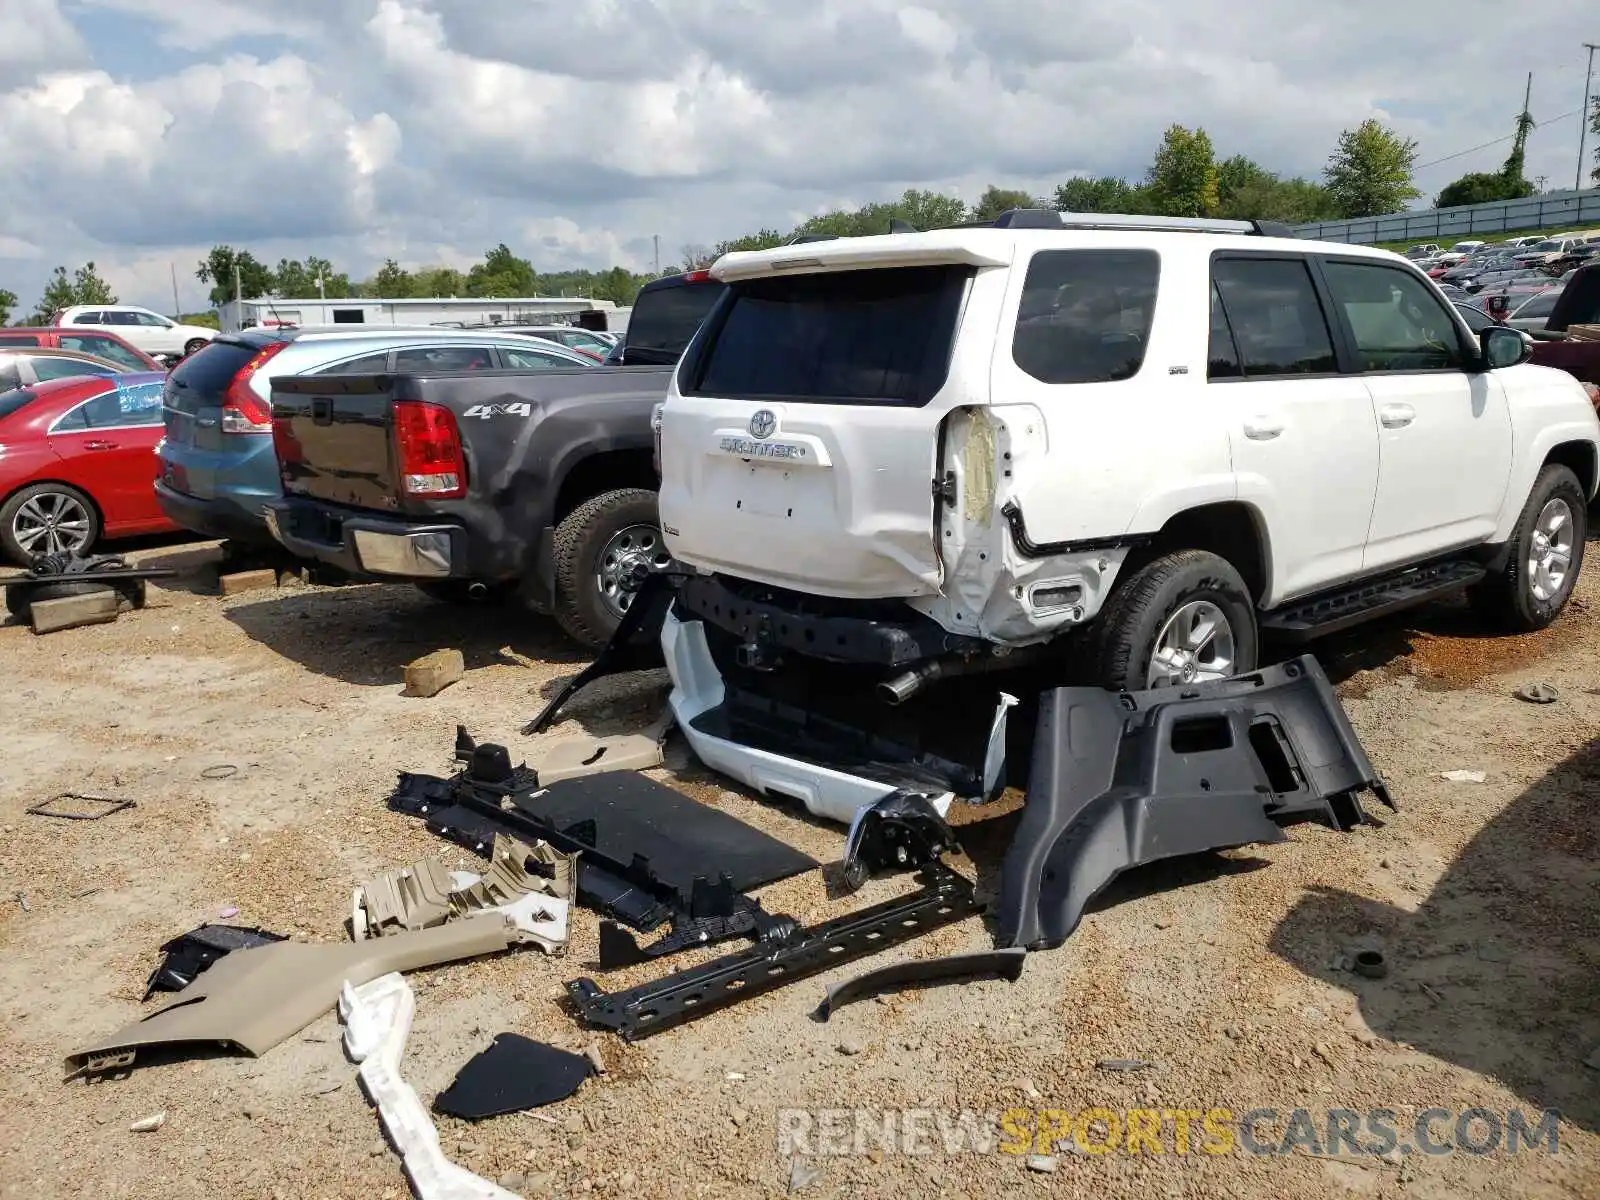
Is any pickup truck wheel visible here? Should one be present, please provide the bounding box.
[1087,549,1258,692]
[1471,463,1586,632]
[412,581,516,606]
[551,487,667,649]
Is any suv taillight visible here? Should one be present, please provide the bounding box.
[393,401,467,498]
[222,341,289,433]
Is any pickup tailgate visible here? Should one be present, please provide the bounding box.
[272,374,399,509]
[271,367,675,514]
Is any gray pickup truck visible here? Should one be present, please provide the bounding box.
[262,365,673,648]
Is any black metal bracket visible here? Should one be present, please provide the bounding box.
[566,863,984,1040]
[814,948,1028,1021]
[521,572,678,735]
[597,874,798,967]
[839,790,958,893]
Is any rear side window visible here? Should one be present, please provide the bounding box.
[1321,260,1464,371]
[685,266,970,407]
[626,281,726,362]
[1011,250,1160,384]
[59,334,145,370]
[0,363,22,395]
[170,339,279,396]
[1211,258,1337,378]
[75,379,165,428]
[1514,291,1561,320]
[394,345,494,371]
[0,334,43,348]
[501,345,576,370]
[312,350,392,374]
[33,356,117,382]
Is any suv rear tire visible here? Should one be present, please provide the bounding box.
[550,488,668,650]
[1471,463,1587,632]
[1086,549,1259,692]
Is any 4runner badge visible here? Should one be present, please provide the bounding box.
[748,410,776,439]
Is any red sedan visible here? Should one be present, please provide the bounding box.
[0,372,176,563]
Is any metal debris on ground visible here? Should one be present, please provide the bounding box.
[128,1113,166,1133]
[15,890,30,913]
[1352,950,1389,979]
[1514,682,1559,704]
[25,793,135,821]
[143,923,289,998]
[1440,770,1488,784]
[201,764,240,780]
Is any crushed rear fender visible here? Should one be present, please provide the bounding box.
[998,655,1393,950]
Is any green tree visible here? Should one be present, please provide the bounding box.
[273,258,313,297]
[466,244,537,297]
[1215,156,1274,207]
[1145,125,1220,217]
[29,262,118,323]
[304,256,351,298]
[711,229,787,258]
[196,246,274,307]
[968,185,1037,221]
[890,188,967,230]
[1053,176,1149,214]
[0,287,17,325]
[1324,119,1421,218]
[1434,171,1531,209]
[368,258,414,297]
[1590,95,1600,184]
[412,266,467,297]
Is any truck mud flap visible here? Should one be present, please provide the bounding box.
[998,655,1393,951]
[522,572,676,735]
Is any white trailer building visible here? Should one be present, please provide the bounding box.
[216,295,625,335]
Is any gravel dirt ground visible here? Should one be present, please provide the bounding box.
[0,538,1596,1200]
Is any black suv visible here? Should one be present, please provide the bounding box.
[607,271,726,366]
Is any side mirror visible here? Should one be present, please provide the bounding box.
[1480,326,1532,370]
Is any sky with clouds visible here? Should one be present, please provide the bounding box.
[0,0,1596,313]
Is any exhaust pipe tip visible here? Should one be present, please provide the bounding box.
[878,671,924,706]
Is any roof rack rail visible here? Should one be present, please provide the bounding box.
[984,208,1298,238]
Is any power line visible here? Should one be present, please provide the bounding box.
[1414,107,1583,171]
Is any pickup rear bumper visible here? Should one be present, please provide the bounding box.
[262,497,467,581]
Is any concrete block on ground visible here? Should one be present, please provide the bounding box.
[219,568,279,597]
[31,590,121,635]
[403,649,465,698]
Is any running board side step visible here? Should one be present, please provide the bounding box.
[1259,559,1486,641]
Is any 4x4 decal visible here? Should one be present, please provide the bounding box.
[462,402,532,420]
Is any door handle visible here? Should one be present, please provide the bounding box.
[1242,418,1284,440]
[1379,403,1416,429]
[83,439,117,450]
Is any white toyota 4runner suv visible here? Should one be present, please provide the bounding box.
[652,211,1600,822]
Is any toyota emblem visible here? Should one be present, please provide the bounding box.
[748,409,776,439]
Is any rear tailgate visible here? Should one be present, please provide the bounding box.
[271,366,677,515]
[271,374,400,510]
[162,335,284,498]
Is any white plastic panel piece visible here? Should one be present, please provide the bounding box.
[339,974,523,1200]
[662,611,1010,826]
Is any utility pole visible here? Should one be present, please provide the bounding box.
[1579,43,1598,192]
[653,234,660,275]
[1536,174,1549,193]
[170,262,180,316]
[233,263,242,328]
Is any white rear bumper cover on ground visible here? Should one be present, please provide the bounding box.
[661,610,1016,826]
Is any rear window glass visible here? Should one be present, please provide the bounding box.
[1012,250,1160,384]
[685,265,970,407]
[626,280,726,363]
[170,338,278,396]
[1211,258,1338,377]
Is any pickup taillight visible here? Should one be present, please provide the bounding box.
[651,402,665,474]
[393,400,467,499]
